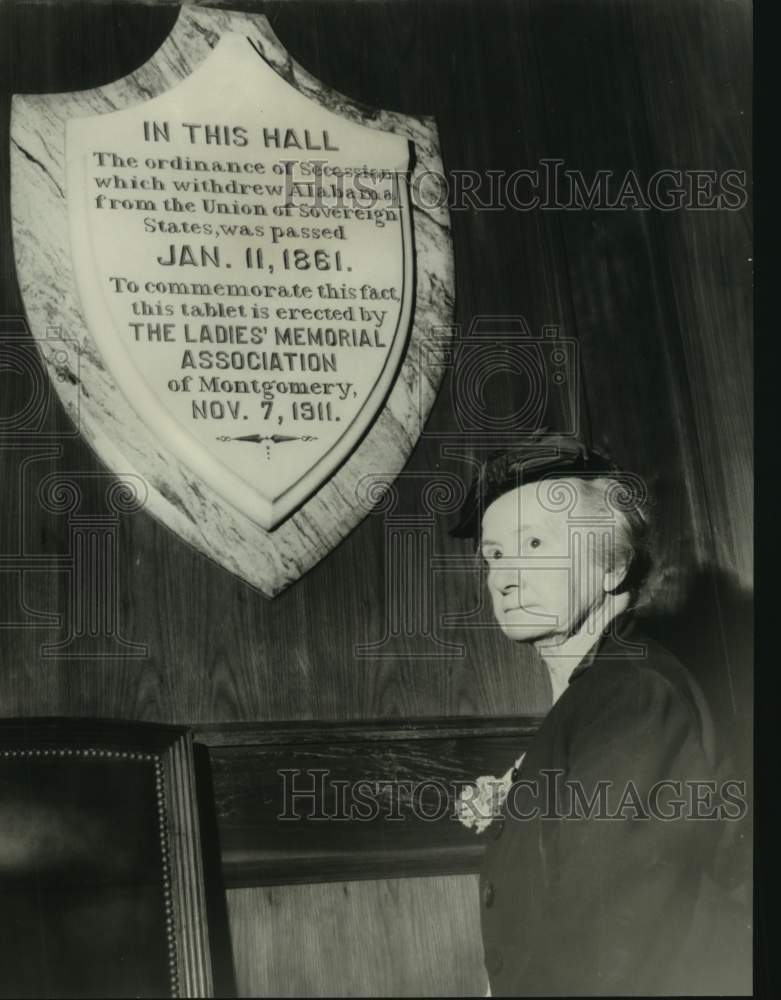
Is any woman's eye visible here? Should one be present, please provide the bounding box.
[483,548,502,562]
[527,537,542,550]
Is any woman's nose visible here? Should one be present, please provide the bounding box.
[489,559,525,594]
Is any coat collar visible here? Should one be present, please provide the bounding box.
[567,610,637,686]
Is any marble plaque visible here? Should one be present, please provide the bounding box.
[12,5,454,595]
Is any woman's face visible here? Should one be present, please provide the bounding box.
[480,481,608,642]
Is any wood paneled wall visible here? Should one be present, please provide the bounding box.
[0,0,751,996]
[228,876,486,997]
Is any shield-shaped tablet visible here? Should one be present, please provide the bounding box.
[12,6,453,595]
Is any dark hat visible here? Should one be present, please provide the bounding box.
[450,434,619,539]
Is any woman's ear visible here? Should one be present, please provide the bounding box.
[602,555,630,594]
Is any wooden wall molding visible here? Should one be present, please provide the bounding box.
[195,716,543,888]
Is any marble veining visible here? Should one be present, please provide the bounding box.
[11,5,454,597]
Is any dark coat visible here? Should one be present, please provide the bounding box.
[479,616,751,996]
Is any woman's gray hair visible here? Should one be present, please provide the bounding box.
[563,474,654,608]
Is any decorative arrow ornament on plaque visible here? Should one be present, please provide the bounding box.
[12,6,454,595]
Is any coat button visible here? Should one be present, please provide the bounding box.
[484,948,503,974]
[482,880,495,908]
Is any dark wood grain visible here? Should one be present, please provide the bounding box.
[196,717,540,887]
[627,0,753,757]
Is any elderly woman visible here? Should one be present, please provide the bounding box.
[452,438,747,996]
